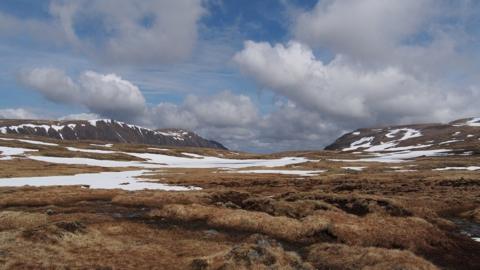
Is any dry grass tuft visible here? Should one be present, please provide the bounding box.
[149,204,332,243]
[112,191,211,207]
[0,211,48,230]
[307,243,439,270]
[190,234,314,270]
[0,186,120,207]
[323,211,446,251]
[460,207,480,223]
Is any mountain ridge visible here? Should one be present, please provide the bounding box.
[0,119,227,150]
[326,117,480,152]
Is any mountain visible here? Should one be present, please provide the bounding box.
[0,119,227,150]
[326,117,480,152]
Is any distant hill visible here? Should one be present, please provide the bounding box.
[326,117,480,152]
[0,119,227,150]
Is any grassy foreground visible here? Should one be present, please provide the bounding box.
[0,136,479,269]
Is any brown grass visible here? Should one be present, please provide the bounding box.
[307,243,439,270]
[0,211,48,230]
[0,186,120,207]
[151,204,332,243]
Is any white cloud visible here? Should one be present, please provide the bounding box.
[183,91,258,127]
[79,71,146,119]
[49,0,204,65]
[0,108,38,119]
[0,1,205,66]
[294,0,433,61]
[18,68,80,104]
[234,40,480,133]
[149,90,259,130]
[292,0,475,78]
[19,68,146,121]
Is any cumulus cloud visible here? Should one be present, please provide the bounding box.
[18,68,80,104]
[0,108,39,119]
[294,0,433,61]
[18,68,263,149]
[235,41,475,123]
[149,91,259,138]
[292,0,474,77]
[228,0,480,151]
[0,0,204,65]
[48,0,204,64]
[183,91,258,127]
[18,68,147,121]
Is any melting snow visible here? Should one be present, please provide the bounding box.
[385,128,422,141]
[126,152,310,169]
[181,153,204,158]
[66,147,116,154]
[27,152,310,170]
[342,167,365,171]
[465,118,480,127]
[90,143,113,148]
[0,146,38,160]
[439,139,463,145]
[88,119,113,127]
[364,142,398,152]
[343,137,374,151]
[0,170,200,191]
[433,166,480,171]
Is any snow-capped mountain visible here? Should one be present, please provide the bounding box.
[0,119,227,150]
[326,117,480,153]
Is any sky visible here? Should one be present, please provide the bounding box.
[1,0,480,152]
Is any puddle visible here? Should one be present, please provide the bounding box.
[451,218,480,242]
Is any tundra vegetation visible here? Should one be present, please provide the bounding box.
[0,131,478,270]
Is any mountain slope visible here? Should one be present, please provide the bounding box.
[326,117,480,152]
[0,119,227,150]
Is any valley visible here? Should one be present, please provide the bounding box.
[0,118,479,269]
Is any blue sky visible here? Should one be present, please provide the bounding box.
[1,0,480,152]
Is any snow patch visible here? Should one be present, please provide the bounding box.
[90,143,113,148]
[126,152,310,169]
[343,137,374,151]
[385,128,422,141]
[342,166,365,171]
[66,147,116,154]
[465,118,480,127]
[0,146,38,160]
[439,139,463,145]
[0,170,200,191]
[433,166,480,171]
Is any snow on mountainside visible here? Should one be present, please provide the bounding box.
[326,117,480,154]
[0,119,227,150]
